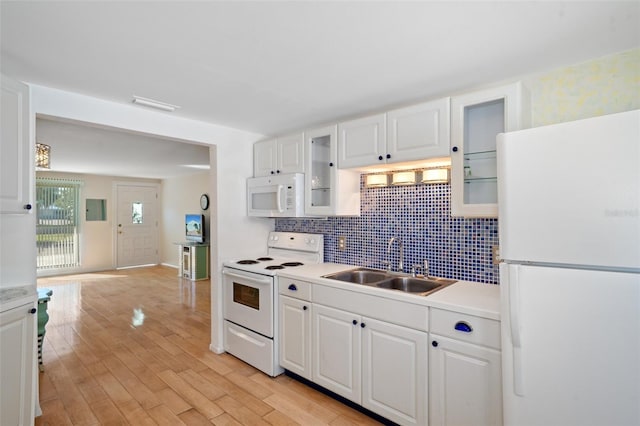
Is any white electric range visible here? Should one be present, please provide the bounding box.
[221,231,324,376]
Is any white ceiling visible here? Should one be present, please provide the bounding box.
[36,118,211,179]
[2,1,639,178]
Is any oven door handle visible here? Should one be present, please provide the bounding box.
[222,269,273,286]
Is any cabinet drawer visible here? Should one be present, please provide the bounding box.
[278,278,312,301]
[314,284,428,332]
[430,308,500,349]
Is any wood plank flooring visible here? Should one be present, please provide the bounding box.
[36,266,382,426]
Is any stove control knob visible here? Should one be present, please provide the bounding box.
[309,238,315,244]
[272,235,279,241]
[305,238,310,244]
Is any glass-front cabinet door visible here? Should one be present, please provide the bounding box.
[304,125,360,216]
[451,82,530,218]
[306,126,334,215]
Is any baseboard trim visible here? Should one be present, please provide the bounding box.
[284,370,398,426]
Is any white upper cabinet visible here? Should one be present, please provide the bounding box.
[1,74,32,214]
[338,113,386,169]
[338,98,450,169]
[253,132,304,177]
[387,98,450,162]
[304,125,360,216]
[450,82,530,218]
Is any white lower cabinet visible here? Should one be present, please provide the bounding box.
[0,302,36,426]
[312,303,428,426]
[429,308,502,426]
[362,317,428,426]
[278,295,312,380]
[278,280,501,426]
[312,303,361,401]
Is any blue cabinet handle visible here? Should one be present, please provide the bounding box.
[454,321,473,333]
[288,284,297,291]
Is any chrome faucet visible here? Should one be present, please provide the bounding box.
[386,237,403,272]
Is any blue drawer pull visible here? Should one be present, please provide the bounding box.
[454,321,473,333]
[288,284,297,291]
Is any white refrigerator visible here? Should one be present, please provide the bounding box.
[497,110,640,426]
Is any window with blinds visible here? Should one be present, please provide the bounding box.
[36,178,81,270]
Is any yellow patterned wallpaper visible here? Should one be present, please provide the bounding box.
[527,48,640,127]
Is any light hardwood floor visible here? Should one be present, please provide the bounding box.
[35,266,383,426]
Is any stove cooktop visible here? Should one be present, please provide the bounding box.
[223,231,324,276]
[230,257,306,274]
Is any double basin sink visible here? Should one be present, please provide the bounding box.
[323,268,456,296]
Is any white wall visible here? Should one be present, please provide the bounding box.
[30,84,271,353]
[525,48,639,126]
[160,171,210,267]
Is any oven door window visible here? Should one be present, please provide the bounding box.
[233,281,260,310]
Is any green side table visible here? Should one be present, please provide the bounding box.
[37,288,53,371]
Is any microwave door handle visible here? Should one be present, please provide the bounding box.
[276,184,285,213]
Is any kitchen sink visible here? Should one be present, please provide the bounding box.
[323,269,389,284]
[375,276,444,293]
[323,268,456,296]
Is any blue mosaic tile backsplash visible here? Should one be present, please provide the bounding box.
[276,176,499,284]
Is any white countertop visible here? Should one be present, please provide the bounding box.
[0,285,37,313]
[278,263,500,321]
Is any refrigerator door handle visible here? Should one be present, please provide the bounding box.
[509,265,525,396]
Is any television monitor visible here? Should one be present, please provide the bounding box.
[185,214,205,243]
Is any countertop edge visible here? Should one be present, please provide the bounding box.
[0,285,38,313]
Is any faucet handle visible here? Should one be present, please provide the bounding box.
[411,264,422,277]
[382,260,391,271]
[423,260,430,278]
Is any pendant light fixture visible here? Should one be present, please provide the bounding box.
[35,143,51,169]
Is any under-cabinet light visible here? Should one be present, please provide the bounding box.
[391,171,416,185]
[365,174,389,187]
[132,95,180,112]
[421,167,449,184]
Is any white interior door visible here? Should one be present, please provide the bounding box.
[115,183,159,268]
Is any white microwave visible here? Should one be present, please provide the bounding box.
[247,173,306,217]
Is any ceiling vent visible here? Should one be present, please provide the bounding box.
[132,95,180,112]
